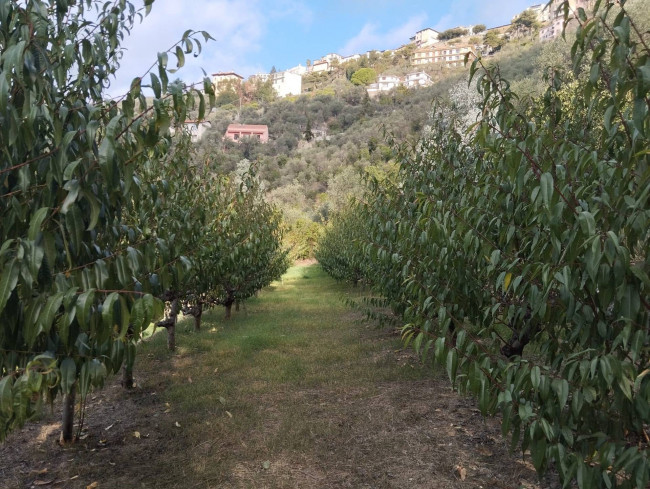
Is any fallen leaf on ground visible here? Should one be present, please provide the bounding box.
[133,431,141,439]
[175,422,181,428]
[104,424,114,431]
[86,482,99,489]
[454,465,467,481]
[262,461,271,470]
[225,411,233,418]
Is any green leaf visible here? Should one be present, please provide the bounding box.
[0,258,19,313]
[577,211,596,236]
[102,292,120,332]
[28,208,49,241]
[0,376,13,414]
[553,379,569,409]
[75,290,95,327]
[175,46,185,69]
[531,366,541,389]
[446,349,458,384]
[540,173,553,208]
[60,357,76,394]
[82,190,101,231]
[150,73,162,99]
[64,206,84,256]
[39,292,64,335]
[531,437,548,472]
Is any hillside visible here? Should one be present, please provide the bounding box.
[190,36,560,236]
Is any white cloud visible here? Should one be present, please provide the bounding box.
[107,0,268,97]
[339,14,428,55]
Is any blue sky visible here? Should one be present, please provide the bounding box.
[108,0,534,96]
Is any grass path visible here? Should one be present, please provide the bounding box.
[1,264,551,489]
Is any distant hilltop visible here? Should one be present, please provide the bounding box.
[209,0,592,100]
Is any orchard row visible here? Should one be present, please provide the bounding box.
[0,0,287,443]
[318,2,650,488]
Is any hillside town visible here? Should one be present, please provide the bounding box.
[210,0,591,100]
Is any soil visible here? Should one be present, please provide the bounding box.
[0,344,559,489]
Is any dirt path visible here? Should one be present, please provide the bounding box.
[0,265,557,489]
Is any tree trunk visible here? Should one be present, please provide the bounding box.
[121,363,134,389]
[167,298,180,352]
[60,384,76,444]
[225,302,232,320]
[194,303,203,332]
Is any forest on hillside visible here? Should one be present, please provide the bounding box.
[188,22,611,258]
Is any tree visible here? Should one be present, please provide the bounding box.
[484,30,506,50]
[350,68,377,86]
[190,169,289,320]
[472,24,486,34]
[511,9,541,34]
[321,1,650,487]
[439,27,469,40]
[216,89,239,107]
[0,0,213,443]
[304,118,314,142]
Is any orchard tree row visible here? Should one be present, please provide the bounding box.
[318,1,649,487]
[0,0,287,444]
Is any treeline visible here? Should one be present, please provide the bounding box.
[318,1,650,488]
[0,0,287,444]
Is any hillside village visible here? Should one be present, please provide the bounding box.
[208,0,590,106]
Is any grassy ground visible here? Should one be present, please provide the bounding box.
[0,264,555,489]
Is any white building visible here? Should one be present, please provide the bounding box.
[272,71,302,97]
[410,28,440,47]
[287,64,308,76]
[321,53,343,63]
[341,54,361,64]
[366,72,433,97]
[312,60,329,73]
[404,71,432,88]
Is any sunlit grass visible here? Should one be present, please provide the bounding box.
[133,263,433,486]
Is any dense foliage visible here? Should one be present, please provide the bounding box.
[0,0,286,443]
[318,1,650,487]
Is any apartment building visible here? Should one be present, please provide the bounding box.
[412,45,475,67]
[539,0,593,41]
[410,28,440,48]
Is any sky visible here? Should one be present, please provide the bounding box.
[106,0,534,97]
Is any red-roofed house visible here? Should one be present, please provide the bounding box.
[225,124,269,143]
